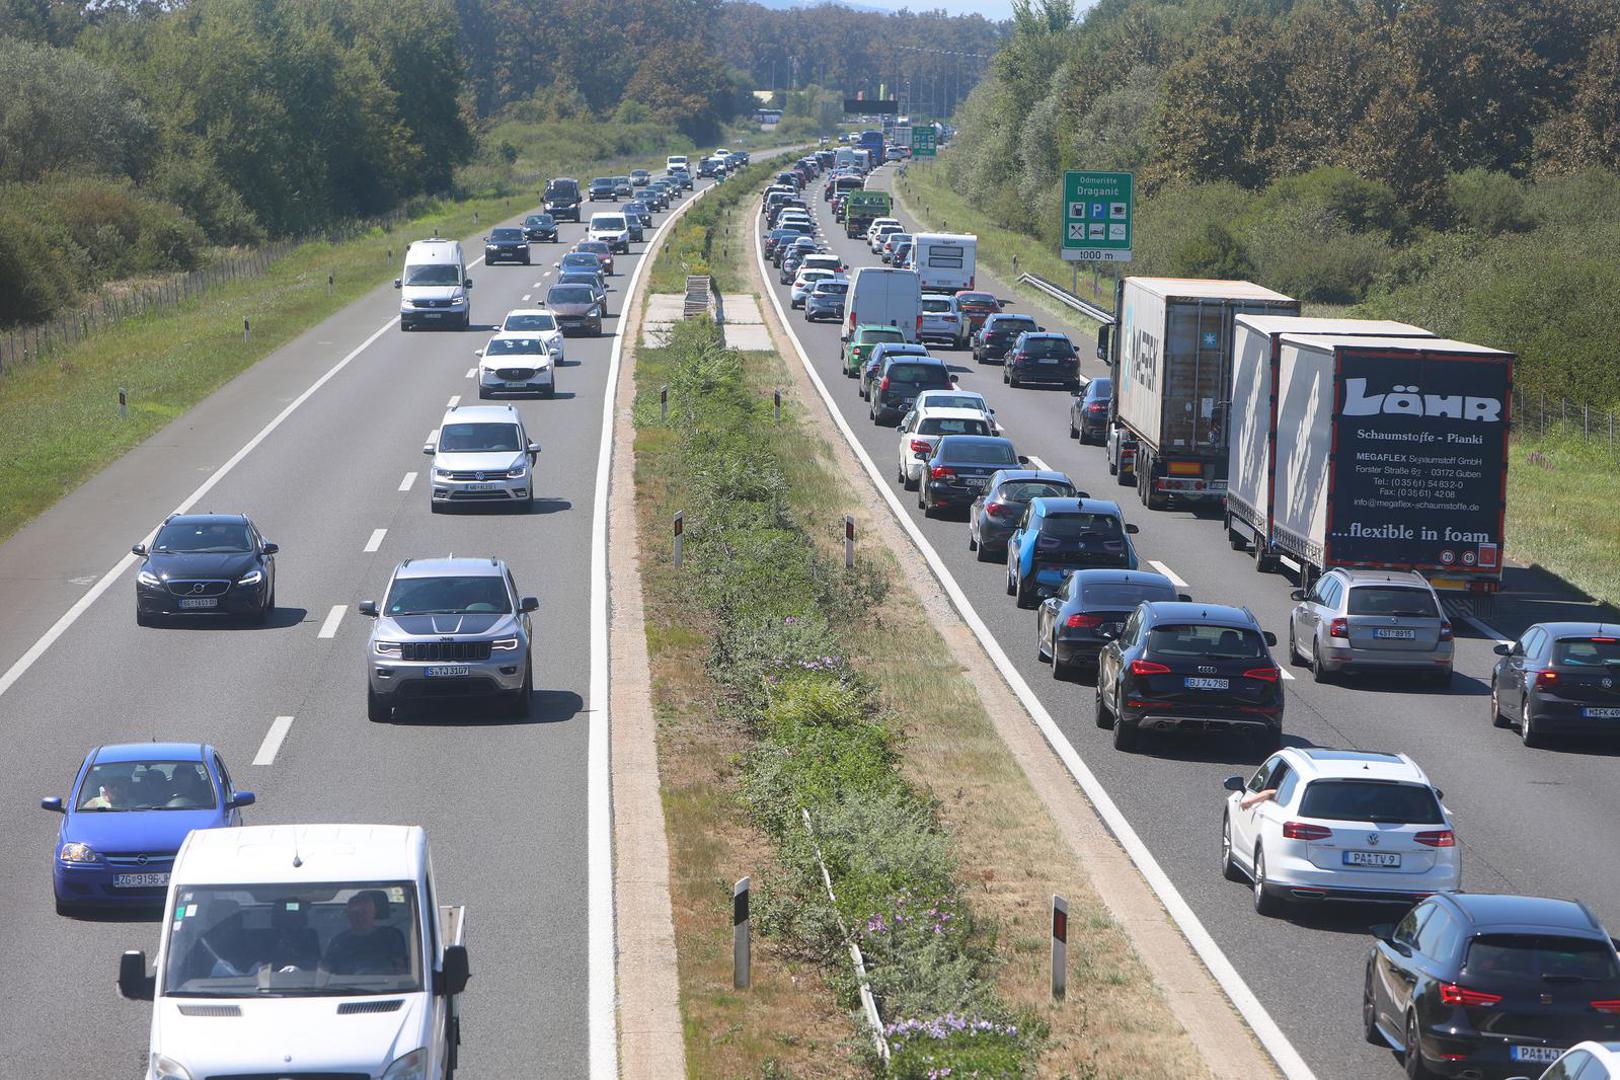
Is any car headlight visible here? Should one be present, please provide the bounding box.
[491,636,521,651]
[60,842,98,862]
[435,468,454,479]
[374,640,402,655]
[137,569,161,587]
[151,1053,194,1080]
[507,464,527,478]
[382,1048,428,1080]
[236,569,263,586]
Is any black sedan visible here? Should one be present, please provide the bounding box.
[968,469,1080,561]
[1005,331,1080,389]
[973,313,1040,364]
[1069,376,1112,443]
[1095,602,1282,751]
[1037,570,1179,679]
[588,177,617,201]
[918,436,1027,518]
[522,213,558,243]
[484,227,532,265]
[134,514,278,625]
[1490,622,1620,747]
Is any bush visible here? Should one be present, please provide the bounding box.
[1448,168,1536,235]
[885,1016,1033,1079]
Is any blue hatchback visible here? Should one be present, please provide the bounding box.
[42,742,253,915]
[1007,497,1140,607]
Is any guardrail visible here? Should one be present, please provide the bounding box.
[1016,272,1115,326]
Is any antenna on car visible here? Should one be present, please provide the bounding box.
[291,828,303,869]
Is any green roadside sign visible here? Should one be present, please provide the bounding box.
[1061,170,1132,262]
[911,126,936,158]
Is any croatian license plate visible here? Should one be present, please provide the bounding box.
[1038,357,1058,364]
[1511,1047,1564,1064]
[113,872,169,888]
[1374,628,1417,639]
[1184,677,1229,690]
[463,483,500,492]
[177,597,218,609]
[425,666,470,678]
[424,312,443,319]
[1583,707,1620,719]
[1343,851,1401,868]
[506,381,530,389]
[963,477,988,490]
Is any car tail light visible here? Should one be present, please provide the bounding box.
[1281,822,1333,841]
[1087,403,1107,412]
[1590,1000,1620,1013]
[984,502,1016,519]
[879,376,890,391]
[909,439,932,454]
[930,466,956,479]
[1129,659,1170,676]
[1592,637,1618,644]
[1243,667,1281,682]
[1415,830,1455,847]
[1066,614,1103,629]
[1439,621,1454,641]
[1535,670,1559,691]
[1329,617,1349,638]
[916,315,923,336]
[1439,983,1502,1007]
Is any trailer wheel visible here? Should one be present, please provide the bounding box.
[1254,544,1278,574]
[1226,515,1247,551]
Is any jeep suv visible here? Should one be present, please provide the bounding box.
[422,404,540,512]
[543,177,582,222]
[360,557,537,720]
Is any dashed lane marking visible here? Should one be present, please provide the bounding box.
[363,528,387,553]
[252,716,295,766]
[1148,560,1189,588]
[317,604,345,639]
[399,472,417,492]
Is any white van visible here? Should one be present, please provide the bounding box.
[119,823,468,1080]
[588,212,632,254]
[847,266,922,342]
[912,232,978,293]
[665,155,689,173]
[395,238,471,330]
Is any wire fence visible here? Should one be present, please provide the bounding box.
[1513,388,1620,451]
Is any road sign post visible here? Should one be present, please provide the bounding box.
[911,126,936,158]
[1061,171,1133,263]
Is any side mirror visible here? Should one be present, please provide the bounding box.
[481,236,488,242]
[357,601,379,617]
[1434,789,1443,802]
[1493,643,1510,655]
[474,349,484,357]
[1262,631,1278,647]
[1097,627,1117,641]
[1125,523,1140,534]
[40,797,64,813]
[1017,455,1030,465]
[118,950,155,1001]
[1037,326,1047,333]
[392,278,401,289]
[1289,589,1306,602]
[521,596,540,613]
[535,299,545,307]
[1096,325,1111,361]
[228,791,256,809]
[1223,775,1245,793]
[1369,923,1395,943]
[1177,593,1192,603]
[131,543,147,556]
[422,444,436,455]
[463,278,474,289]
[440,944,471,997]
[949,374,959,384]
[526,441,540,457]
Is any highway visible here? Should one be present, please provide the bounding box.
[756,165,1620,1079]
[0,168,727,1078]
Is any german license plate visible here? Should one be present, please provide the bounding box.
[425,666,470,678]
[1184,677,1229,690]
[1374,628,1417,639]
[1344,851,1401,868]
[1511,1046,1563,1064]
[1583,707,1620,719]
[113,872,169,888]
[462,483,500,492]
[178,597,218,609]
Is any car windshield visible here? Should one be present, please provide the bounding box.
[593,217,626,230]
[1087,378,1113,399]
[403,263,460,286]
[1347,587,1438,617]
[1080,582,1175,607]
[485,338,545,356]
[1464,935,1620,984]
[990,318,1037,336]
[549,286,595,305]
[490,228,523,241]
[525,215,553,226]
[1146,624,1265,659]
[860,328,904,344]
[940,440,1018,465]
[1554,637,1620,666]
[438,422,522,453]
[921,394,986,412]
[153,522,254,553]
[576,242,608,253]
[918,417,990,436]
[1297,780,1444,824]
[921,298,953,313]
[1023,338,1075,358]
[592,178,611,186]
[886,363,949,385]
[998,480,1076,502]
[386,575,511,615]
[76,760,216,811]
[958,293,997,307]
[163,883,422,998]
[503,313,557,332]
[558,274,600,289]
[1041,513,1123,541]
[560,254,597,269]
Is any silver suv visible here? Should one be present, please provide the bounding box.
[359,557,536,720]
[1287,569,1453,685]
[424,404,539,511]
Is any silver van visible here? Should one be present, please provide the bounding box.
[395,238,472,330]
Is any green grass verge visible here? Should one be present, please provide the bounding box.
[646,151,805,296]
[1507,431,1620,610]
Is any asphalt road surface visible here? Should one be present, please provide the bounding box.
[758,165,1620,1079]
[0,170,728,1078]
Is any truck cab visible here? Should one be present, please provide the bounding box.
[118,824,468,1080]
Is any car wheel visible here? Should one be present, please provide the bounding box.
[1287,624,1305,667]
[1094,683,1114,729]
[1050,637,1071,681]
[903,468,918,492]
[1006,566,1017,596]
[1015,574,1037,609]
[1252,847,1284,916]
[1490,682,1511,728]
[1363,965,1386,1046]
[1220,812,1244,882]
[257,588,275,625]
[1520,699,1543,748]
[975,540,994,563]
[367,685,391,723]
[1069,419,1079,439]
[1311,641,1334,684]
[1404,1011,1434,1080]
[1111,708,1138,751]
[506,660,532,717]
[967,527,978,552]
[1107,457,1118,476]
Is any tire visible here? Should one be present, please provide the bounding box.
[1404,1011,1434,1080]
[367,685,391,723]
[1311,639,1334,684]
[1069,420,1079,439]
[967,527,978,552]
[1111,710,1138,751]
[1094,683,1114,729]
[1252,847,1285,916]
[1050,638,1072,681]
[1015,574,1037,609]
[1520,699,1543,748]
[1220,813,1244,882]
[1227,521,1247,551]
[1287,624,1304,667]
[506,660,532,718]
[257,589,274,625]
[975,539,994,564]
[1490,683,1511,728]
[1006,566,1017,596]
[902,469,918,492]
[1364,965,1386,1046]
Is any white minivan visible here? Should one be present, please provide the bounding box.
[665,155,689,174]
[395,238,472,330]
[847,266,922,342]
[588,212,632,254]
[119,823,469,1080]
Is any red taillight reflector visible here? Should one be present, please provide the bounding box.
[985,502,1016,519]
[1535,670,1559,690]
[1439,983,1502,1007]
[1329,617,1349,638]
[1066,614,1103,629]
[1591,637,1618,643]
[1167,461,1202,477]
[1414,830,1455,848]
[1590,999,1620,1013]
[1281,821,1333,841]
[930,466,955,479]
[879,376,890,391]
[1129,659,1171,676]
[910,439,932,454]
[1243,667,1281,682]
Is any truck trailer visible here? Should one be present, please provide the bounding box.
[1266,335,1513,601]
[1226,315,1433,572]
[844,190,892,238]
[1103,277,1298,510]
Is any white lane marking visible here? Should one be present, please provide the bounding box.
[533,281,543,288]
[426,428,438,446]
[252,716,296,766]
[1026,454,1050,471]
[447,395,460,408]
[522,293,532,302]
[1279,667,1296,681]
[587,175,723,1080]
[754,227,1318,1080]
[465,367,476,379]
[317,604,346,639]
[363,528,387,553]
[399,472,417,492]
[1456,611,1513,644]
[1147,560,1189,588]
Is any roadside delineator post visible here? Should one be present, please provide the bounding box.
[774,388,782,422]
[1051,895,1068,1001]
[243,317,251,343]
[733,876,751,990]
[844,515,855,569]
[660,384,669,421]
[118,387,127,419]
[327,272,335,295]
[673,511,684,569]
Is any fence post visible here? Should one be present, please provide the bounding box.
[118,387,128,419]
[1584,404,1589,438]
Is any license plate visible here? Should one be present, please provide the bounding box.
[506,381,530,389]
[113,872,169,888]
[178,597,218,609]
[963,477,988,490]
[1343,851,1402,868]
[1511,1047,1564,1064]
[1583,707,1620,719]
[1184,677,1229,690]
[424,313,443,319]
[425,666,470,678]
[1038,357,1059,364]
[1374,628,1417,639]
[462,483,500,492]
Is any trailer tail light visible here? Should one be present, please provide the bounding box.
[1329,618,1349,638]
[1535,670,1559,691]
[1439,983,1502,1007]
[1243,667,1281,682]
[1129,659,1171,676]
[1066,614,1103,629]
[1414,830,1455,847]
[930,466,956,480]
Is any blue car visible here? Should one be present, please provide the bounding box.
[42,742,253,915]
[1006,497,1140,608]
